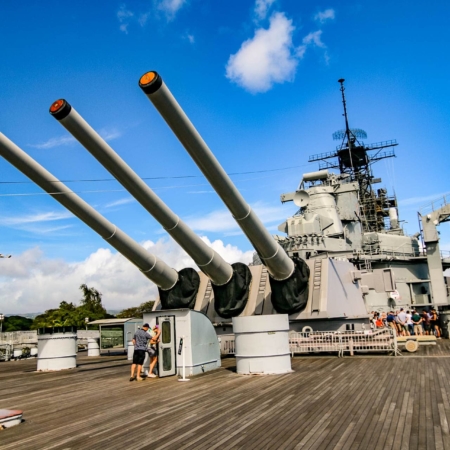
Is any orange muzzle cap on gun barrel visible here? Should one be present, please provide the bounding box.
[49,99,72,120]
[139,71,163,94]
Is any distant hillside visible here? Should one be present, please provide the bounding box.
[3,310,120,320]
[5,313,42,319]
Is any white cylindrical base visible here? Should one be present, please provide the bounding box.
[233,315,291,375]
[127,340,134,361]
[30,347,38,357]
[87,338,100,357]
[37,332,77,371]
[13,349,22,359]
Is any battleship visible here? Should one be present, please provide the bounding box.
[0,74,449,337]
[2,74,450,449]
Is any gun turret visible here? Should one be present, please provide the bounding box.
[0,133,199,308]
[49,100,251,317]
[139,72,310,314]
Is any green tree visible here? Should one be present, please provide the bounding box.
[32,301,77,328]
[116,300,155,319]
[31,285,112,329]
[3,315,33,331]
[76,284,109,326]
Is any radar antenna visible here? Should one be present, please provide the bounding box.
[307,79,399,233]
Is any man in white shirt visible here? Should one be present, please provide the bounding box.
[397,308,409,336]
[405,310,414,335]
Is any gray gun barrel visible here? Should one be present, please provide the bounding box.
[49,99,232,286]
[0,132,178,290]
[138,71,294,281]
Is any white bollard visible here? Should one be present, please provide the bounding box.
[87,338,100,357]
[127,340,134,361]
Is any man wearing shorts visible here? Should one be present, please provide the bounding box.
[411,310,422,336]
[130,323,152,381]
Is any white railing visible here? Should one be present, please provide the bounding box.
[0,345,12,361]
[218,328,397,358]
[289,328,398,357]
[0,330,99,347]
[220,338,235,356]
[361,243,419,257]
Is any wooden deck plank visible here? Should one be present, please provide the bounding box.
[325,359,393,450]
[308,360,378,450]
[278,360,364,450]
[246,360,345,450]
[2,343,450,449]
[353,360,400,450]
[331,359,393,449]
[382,360,414,450]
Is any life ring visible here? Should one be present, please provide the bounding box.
[302,326,313,334]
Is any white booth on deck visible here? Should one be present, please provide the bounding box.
[88,318,142,352]
[143,309,221,378]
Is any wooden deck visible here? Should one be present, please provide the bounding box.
[2,342,450,449]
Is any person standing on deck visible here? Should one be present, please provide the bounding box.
[147,324,161,378]
[430,309,441,338]
[406,310,414,335]
[130,324,152,381]
[421,310,431,335]
[397,308,409,336]
[411,310,423,336]
[386,311,397,334]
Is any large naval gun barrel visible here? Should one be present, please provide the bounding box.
[0,133,200,307]
[48,100,252,317]
[139,72,310,314]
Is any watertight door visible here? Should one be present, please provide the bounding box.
[157,315,176,377]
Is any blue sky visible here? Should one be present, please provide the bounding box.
[1,0,449,313]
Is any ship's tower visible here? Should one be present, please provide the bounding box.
[309,79,399,232]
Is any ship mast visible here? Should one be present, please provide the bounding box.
[308,79,399,233]
[338,78,354,173]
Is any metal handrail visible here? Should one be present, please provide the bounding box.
[419,193,450,215]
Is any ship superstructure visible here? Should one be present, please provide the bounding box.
[276,79,449,315]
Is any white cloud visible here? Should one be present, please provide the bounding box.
[138,12,150,27]
[117,1,186,32]
[254,0,276,21]
[314,9,335,24]
[302,30,326,48]
[117,5,134,33]
[226,12,299,93]
[98,127,122,141]
[187,210,239,233]
[300,30,330,64]
[30,135,76,150]
[157,0,186,19]
[186,33,195,44]
[0,211,73,226]
[30,126,122,150]
[186,203,286,233]
[204,237,254,264]
[0,211,75,235]
[104,197,136,208]
[399,192,450,208]
[0,237,253,314]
